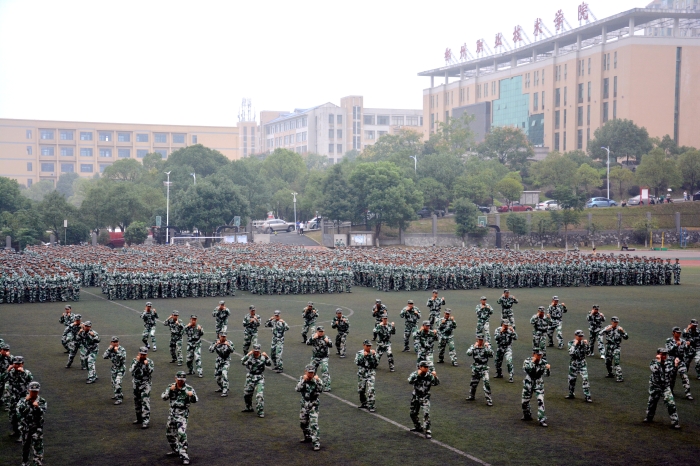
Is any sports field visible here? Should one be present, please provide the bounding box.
[1,267,700,466]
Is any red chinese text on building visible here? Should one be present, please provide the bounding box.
[554,9,565,32]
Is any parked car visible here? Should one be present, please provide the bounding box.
[497,202,533,213]
[627,195,659,206]
[692,191,700,201]
[106,232,125,249]
[477,206,491,214]
[535,200,560,211]
[261,219,295,233]
[417,207,445,218]
[586,197,617,208]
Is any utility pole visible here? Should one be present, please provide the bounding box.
[409,155,417,173]
[601,147,611,199]
[63,219,67,245]
[164,171,172,244]
[292,192,298,232]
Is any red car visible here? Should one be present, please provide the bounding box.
[497,202,533,213]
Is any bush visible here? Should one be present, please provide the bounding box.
[590,189,602,198]
[97,230,110,246]
[124,221,149,246]
[545,190,555,199]
[631,218,658,244]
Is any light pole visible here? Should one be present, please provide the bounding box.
[164,171,172,244]
[190,172,196,185]
[63,219,67,245]
[292,192,298,232]
[409,155,417,173]
[601,147,611,200]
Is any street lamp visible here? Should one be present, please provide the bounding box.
[292,192,298,232]
[164,172,172,244]
[409,155,417,173]
[601,147,611,199]
[190,172,196,185]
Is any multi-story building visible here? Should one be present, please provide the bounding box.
[418,7,700,155]
[0,119,241,187]
[260,96,422,162]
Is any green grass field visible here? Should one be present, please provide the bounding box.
[1,269,700,466]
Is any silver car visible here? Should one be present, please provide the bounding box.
[261,219,295,233]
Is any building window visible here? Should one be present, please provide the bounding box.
[541,91,545,110]
[80,148,93,157]
[41,163,54,172]
[99,164,110,173]
[484,83,488,97]
[613,100,617,119]
[378,131,388,137]
[603,102,609,122]
[533,92,539,111]
[328,144,334,153]
[365,130,375,140]
[328,129,334,139]
[578,83,584,103]
[492,81,496,95]
[614,52,618,68]
[27,179,32,187]
[40,146,54,156]
[577,129,583,150]
[563,87,567,106]
[136,134,149,142]
[554,133,560,151]
[352,106,361,120]
[603,54,607,71]
[154,133,167,143]
[61,163,74,173]
[80,132,93,141]
[555,88,560,107]
[27,162,32,171]
[614,76,618,97]
[587,128,591,142]
[587,82,591,102]
[603,78,610,99]
[154,148,168,158]
[563,132,567,151]
[578,106,583,127]
[60,147,74,156]
[117,132,131,142]
[391,116,404,126]
[406,116,419,126]
[59,130,73,140]
[191,135,197,144]
[563,109,567,126]
[377,115,389,125]
[555,111,560,130]
[40,130,54,140]
[335,115,341,125]
[26,129,32,139]
[99,148,112,158]
[564,64,567,80]
[430,114,434,130]
[364,115,375,125]
[118,148,130,158]
[80,164,93,173]
[587,105,591,125]
[27,146,32,155]
[337,144,342,153]
[137,149,147,158]
[172,133,185,144]
[335,129,341,138]
[588,58,591,75]
[99,132,112,142]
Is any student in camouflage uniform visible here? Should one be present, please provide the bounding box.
[265,310,290,372]
[307,327,333,392]
[496,289,519,328]
[601,317,629,382]
[408,360,440,439]
[6,356,33,438]
[242,305,261,353]
[673,258,681,285]
[103,336,127,404]
[162,371,199,465]
[371,299,388,341]
[546,296,568,349]
[208,333,234,397]
[241,344,271,417]
[301,302,318,344]
[64,314,83,368]
[77,321,100,384]
[413,320,438,370]
[466,334,494,406]
[355,340,379,412]
[212,301,230,338]
[59,305,75,353]
[164,311,185,365]
[644,348,680,428]
[17,381,46,466]
[437,309,458,366]
[475,296,494,344]
[399,300,421,352]
[494,320,517,382]
[141,302,159,351]
[682,319,700,379]
[331,309,350,358]
[130,347,153,429]
[184,316,204,377]
[530,307,551,358]
[665,327,693,400]
[374,316,396,372]
[426,290,445,329]
[566,330,592,402]
[0,343,11,410]
[587,305,606,358]
[296,365,324,451]
[521,349,550,427]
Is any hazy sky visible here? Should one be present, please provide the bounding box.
[0,0,644,127]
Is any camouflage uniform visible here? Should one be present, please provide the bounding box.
[241,349,271,416]
[399,305,421,351]
[141,308,159,350]
[307,331,333,391]
[413,325,438,370]
[0,345,11,410]
[301,304,318,344]
[16,390,46,466]
[437,315,458,365]
[59,310,76,353]
[475,302,494,343]
[184,322,204,377]
[601,322,628,381]
[130,355,154,427]
[242,312,260,354]
[102,343,127,403]
[64,320,83,368]
[77,325,100,383]
[164,315,185,365]
[426,295,445,329]
[371,302,388,341]
[496,294,519,328]
[161,378,198,463]
[355,347,379,410]
[587,308,606,357]
[6,364,33,436]
[331,313,350,358]
[296,371,324,449]
[567,339,591,399]
[682,323,700,379]
[208,339,234,395]
[546,301,568,349]
[494,325,517,381]
[265,315,290,372]
[408,367,440,437]
[530,312,552,357]
[212,304,230,338]
[645,355,679,427]
[466,341,494,404]
[522,356,548,425]
[665,335,692,399]
[374,321,396,371]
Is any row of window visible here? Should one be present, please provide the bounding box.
[327,114,343,125]
[33,146,169,158]
[33,130,194,144]
[364,130,388,140]
[554,129,592,152]
[328,129,343,139]
[37,162,107,173]
[361,115,421,126]
[524,70,546,89]
[266,118,308,135]
[266,132,308,148]
[327,144,343,154]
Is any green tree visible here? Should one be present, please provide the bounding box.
[56,172,80,198]
[550,209,581,249]
[477,126,534,168]
[321,164,355,229]
[303,153,329,171]
[532,151,578,189]
[453,197,480,240]
[678,149,700,193]
[506,214,528,237]
[416,152,465,194]
[636,148,681,197]
[163,144,230,195]
[453,174,490,206]
[79,182,110,232]
[103,183,152,231]
[418,178,450,211]
[38,191,77,240]
[361,130,423,178]
[587,119,653,163]
[426,113,475,156]
[496,177,523,208]
[349,162,423,238]
[0,209,43,249]
[124,221,149,245]
[0,177,28,213]
[299,171,326,219]
[575,163,601,196]
[214,158,271,220]
[103,158,145,182]
[142,152,165,171]
[260,148,307,185]
[608,167,636,200]
[22,180,55,202]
